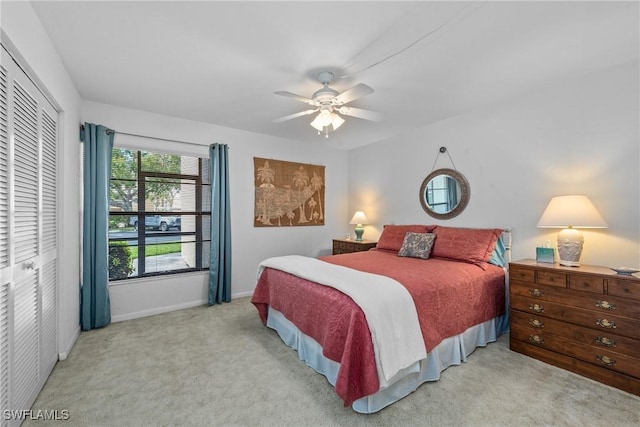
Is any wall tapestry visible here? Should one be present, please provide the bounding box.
[254,157,325,227]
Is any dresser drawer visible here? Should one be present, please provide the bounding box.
[510,282,640,320]
[333,241,350,254]
[332,239,377,255]
[510,309,640,356]
[608,278,640,301]
[536,270,567,288]
[510,294,640,340]
[510,266,535,282]
[569,274,604,294]
[511,323,640,378]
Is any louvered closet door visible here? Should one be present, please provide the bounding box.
[0,57,11,427]
[1,45,58,426]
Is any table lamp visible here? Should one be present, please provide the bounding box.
[537,195,607,266]
[349,211,369,242]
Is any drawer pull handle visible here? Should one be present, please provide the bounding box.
[528,319,544,328]
[529,303,544,313]
[595,300,616,311]
[596,355,616,367]
[596,319,616,329]
[529,289,544,297]
[595,336,616,348]
[528,335,544,345]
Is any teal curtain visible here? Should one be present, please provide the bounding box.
[80,123,113,330]
[209,143,232,305]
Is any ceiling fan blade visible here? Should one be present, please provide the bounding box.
[274,91,316,105]
[273,109,318,123]
[334,83,374,105]
[337,106,382,122]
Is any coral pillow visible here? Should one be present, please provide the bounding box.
[431,226,503,269]
[376,224,435,252]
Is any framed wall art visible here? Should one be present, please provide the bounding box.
[254,157,325,227]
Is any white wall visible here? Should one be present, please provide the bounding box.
[1,1,83,358]
[348,60,640,268]
[82,101,349,321]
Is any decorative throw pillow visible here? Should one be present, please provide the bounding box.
[376,224,436,252]
[431,226,503,269]
[398,232,436,259]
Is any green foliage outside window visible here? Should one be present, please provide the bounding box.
[109,241,134,280]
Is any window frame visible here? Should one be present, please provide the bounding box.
[108,148,210,281]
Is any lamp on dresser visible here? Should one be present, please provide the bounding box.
[349,211,369,242]
[537,195,607,267]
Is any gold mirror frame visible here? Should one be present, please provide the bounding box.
[419,168,470,219]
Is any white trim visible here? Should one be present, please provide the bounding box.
[231,290,253,299]
[0,32,62,113]
[58,326,79,361]
[111,299,207,323]
[111,291,253,323]
[107,270,207,288]
[113,133,209,158]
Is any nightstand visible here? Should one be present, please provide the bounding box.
[509,259,640,396]
[332,239,377,255]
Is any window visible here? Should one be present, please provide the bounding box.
[108,148,210,280]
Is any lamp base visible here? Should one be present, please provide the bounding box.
[354,225,364,242]
[557,228,584,267]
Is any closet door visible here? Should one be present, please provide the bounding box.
[0,60,8,274]
[0,45,58,426]
[1,56,11,427]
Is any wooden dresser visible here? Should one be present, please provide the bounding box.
[332,239,377,255]
[509,259,640,396]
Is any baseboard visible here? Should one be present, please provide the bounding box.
[111,291,254,323]
[111,299,207,323]
[58,326,80,360]
[231,290,253,299]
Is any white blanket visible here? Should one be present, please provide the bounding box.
[258,255,427,387]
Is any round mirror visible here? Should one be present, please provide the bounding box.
[419,168,470,219]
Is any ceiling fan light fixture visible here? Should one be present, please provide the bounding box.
[319,108,333,126]
[310,114,325,131]
[331,113,345,130]
[311,106,336,132]
[274,70,379,137]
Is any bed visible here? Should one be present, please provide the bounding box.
[251,225,510,413]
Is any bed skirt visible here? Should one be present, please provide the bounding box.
[266,306,509,413]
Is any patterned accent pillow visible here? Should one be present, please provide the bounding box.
[376,224,436,252]
[398,232,436,259]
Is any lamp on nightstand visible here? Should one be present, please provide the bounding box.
[349,211,369,242]
[537,195,607,267]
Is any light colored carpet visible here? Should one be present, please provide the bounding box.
[27,297,640,426]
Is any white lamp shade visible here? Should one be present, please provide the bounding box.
[310,115,324,131]
[311,110,345,132]
[537,195,607,229]
[349,211,369,225]
[331,113,345,130]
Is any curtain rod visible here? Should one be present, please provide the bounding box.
[80,124,216,148]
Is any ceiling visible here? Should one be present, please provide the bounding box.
[31,1,639,150]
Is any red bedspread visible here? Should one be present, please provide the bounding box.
[323,250,506,351]
[252,267,379,406]
[251,249,505,407]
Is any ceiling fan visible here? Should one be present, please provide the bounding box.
[274,71,382,137]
